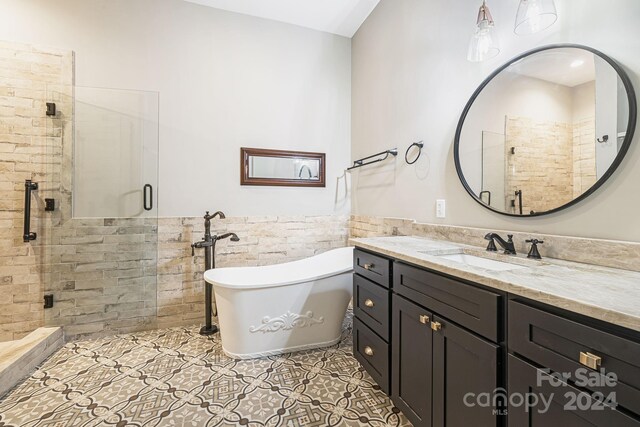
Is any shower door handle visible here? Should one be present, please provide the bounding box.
[23,179,38,242]
[143,184,153,211]
[514,190,523,215]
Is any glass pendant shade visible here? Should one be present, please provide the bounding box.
[514,0,557,35]
[467,2,500,62]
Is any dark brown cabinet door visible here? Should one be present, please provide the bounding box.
[432,315,500,427]
[392,294,433,427]
[508,355,640,427]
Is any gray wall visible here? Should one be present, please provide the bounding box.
[0,0,352,218]
[351,0,640,241]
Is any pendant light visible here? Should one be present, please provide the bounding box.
[514,0,557,35]
[467,1,500,62]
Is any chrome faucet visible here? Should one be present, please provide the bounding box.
[484,233,517,255]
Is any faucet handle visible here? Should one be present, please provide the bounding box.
[507,234,514,242]
[526,239,544,260]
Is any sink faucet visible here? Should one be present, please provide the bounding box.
[484,233,517,255]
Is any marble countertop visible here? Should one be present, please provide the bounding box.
[349,236,640,333]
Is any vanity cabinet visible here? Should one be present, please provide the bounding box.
[352,249,393,394]
[508,355,640,427]
[392,294,500,427]
[352,247,640,427]
[354,274,390,340]
[393,263,501,342]
[431,314,500,426]
[354,249,391,288]
[353,317,390,392]
[391,294,433,426]
[353,249,503,427]
[508,300,640,426]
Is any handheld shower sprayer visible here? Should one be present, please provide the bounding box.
[216,232,240,242]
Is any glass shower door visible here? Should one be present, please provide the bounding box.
[481,131,506,211]
[73,87,159,218]
[44,85,159,339]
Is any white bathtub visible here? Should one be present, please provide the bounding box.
[204,247,354,359]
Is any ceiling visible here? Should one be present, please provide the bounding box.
[509,49,596,88]
[183,0,380,38]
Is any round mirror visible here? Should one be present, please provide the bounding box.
[455,44,637,217]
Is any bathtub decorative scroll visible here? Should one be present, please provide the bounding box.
[249,311,325,334]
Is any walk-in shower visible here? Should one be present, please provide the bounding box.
[42,85,160,339]
[0,41,160,395]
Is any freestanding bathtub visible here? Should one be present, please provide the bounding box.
[204,247,354,359]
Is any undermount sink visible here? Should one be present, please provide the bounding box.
[435,253,527,272]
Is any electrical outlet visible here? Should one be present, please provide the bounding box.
[436,199,446,218]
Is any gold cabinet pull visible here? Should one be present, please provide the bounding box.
[431,321,442,331]
[579,351,602,370]
[419,315,430,324]
[364,299,375,308]
[363,263,374,270]
[364,346,374,356]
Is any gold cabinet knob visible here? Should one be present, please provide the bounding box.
[579,351,602,370]
[419,315,430,324]
[364,346,374,356]
[363,263,374,270]
[431,321,442,331]
[364,299,375,308]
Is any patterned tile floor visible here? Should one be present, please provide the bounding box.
[0,311,411,426]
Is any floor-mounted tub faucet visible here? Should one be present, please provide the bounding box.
[191,211,240,336]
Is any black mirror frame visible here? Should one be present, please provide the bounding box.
[454,44,637,217]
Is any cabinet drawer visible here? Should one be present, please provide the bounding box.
[353,317,389,393]
[394,262,501,342]
[508,355,640,427]
[354,249,391,288]
[354,274,390,341]
[509,300,640,416]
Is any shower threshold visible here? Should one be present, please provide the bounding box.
[0,327,63,398]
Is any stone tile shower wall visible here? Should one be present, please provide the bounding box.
[505,116,574,214]
[43,218,159,339]
[504,115,597,214]
[0,40,73,341]
[572,117,597,197]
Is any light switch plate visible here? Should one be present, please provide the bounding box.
[436,199,446,218]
